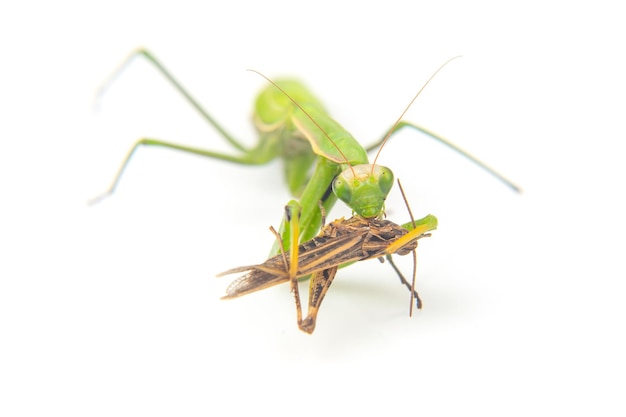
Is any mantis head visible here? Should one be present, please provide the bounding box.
[333,164,394,218]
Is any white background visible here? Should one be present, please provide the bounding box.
[1,1,625,415]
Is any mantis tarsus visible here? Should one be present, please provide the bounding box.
[93,48,520,332]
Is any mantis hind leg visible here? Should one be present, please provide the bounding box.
[91,48,281,204]
[96,48,246,151]
[366,121,521,192]
[89,136,278,204]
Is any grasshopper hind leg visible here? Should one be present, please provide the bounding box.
[383,254,422,310]
[277,201,341,334]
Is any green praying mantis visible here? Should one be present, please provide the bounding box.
[92,49,520,332]
[92,49,518,251]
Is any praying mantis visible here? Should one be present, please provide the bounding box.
[93,48,519,332]
[92,49,517,251]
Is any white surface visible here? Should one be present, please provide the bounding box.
[1,1,624,415]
